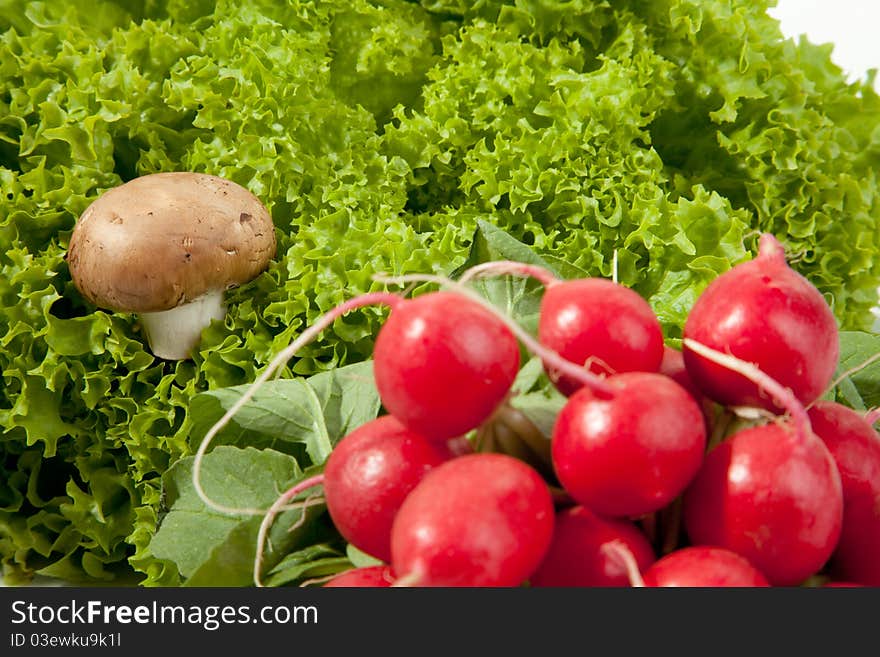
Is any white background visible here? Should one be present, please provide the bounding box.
[769,0,880,88]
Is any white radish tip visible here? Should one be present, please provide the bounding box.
[757,233,787,262]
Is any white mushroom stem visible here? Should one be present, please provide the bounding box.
[139,290,226,360]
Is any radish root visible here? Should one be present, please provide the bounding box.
[600,540,645,587]
[457,260,558,287]
[822,351,880,402]
[253,475,326,587]
[298,572,344,588]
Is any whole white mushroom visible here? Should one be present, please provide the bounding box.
[66,172,276,360]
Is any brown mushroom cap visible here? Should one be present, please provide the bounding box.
[67,172,276,313]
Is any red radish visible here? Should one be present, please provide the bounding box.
[538,278,664,396]
[390,453,554,587]
[683,422,843,586]
[324,416,452,563]
[641,547,770,587]
[373,291,520,441]
[530,506,656,587]
[323,565,395,587]
[682,233,839,412]
[807,401,880,586]
[680,339,844,586]
[551,372,706,518]
[252,414,456,585]
[823,581,864,588]
[253,415,452,585]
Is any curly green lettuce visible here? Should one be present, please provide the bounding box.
[0,0,877,585]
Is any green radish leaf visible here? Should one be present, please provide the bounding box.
[345,543,384,569]
[511,357,547,395]
[264,544,352,588]
[452,219,562,278]
[451,220,561,335]
[148,446,335,586]
[832,331,880,411]
[186,361,380,465]
[510,391,568,439]
[835,377,866,411]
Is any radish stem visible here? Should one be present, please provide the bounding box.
[254,475,326,587]
[299,572,346,588]
[600,540,645,587]
[495,403,552,464]
[457,260,559,287]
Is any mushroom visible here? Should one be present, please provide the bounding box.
[67,172,276,360]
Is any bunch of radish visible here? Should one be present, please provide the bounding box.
[196,233,880,587]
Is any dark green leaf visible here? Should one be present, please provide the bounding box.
[832,331,880,410]
[149,446,334,586]
[452,220,562,278]
[511,357,547,395]
[451,221,562,334]
[345,543,384,569]
[510,391,567,439]
[187,361,380,465]
[264,544,351,588]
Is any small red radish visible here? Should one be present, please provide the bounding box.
[529,506,656,587]
[551,372,706,518]
[390,453,554,587]
[323,565,395,587]
[680,339,844,586]
[373,291,520,441]
[807,401,880,586]
[538,278,664,396]
[682,233,839,412]
[254,414,452,585]
[683,422,843,586]
[641,547,770,587]
[324,415,452,563]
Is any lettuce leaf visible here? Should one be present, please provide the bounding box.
[1,0,877,585]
